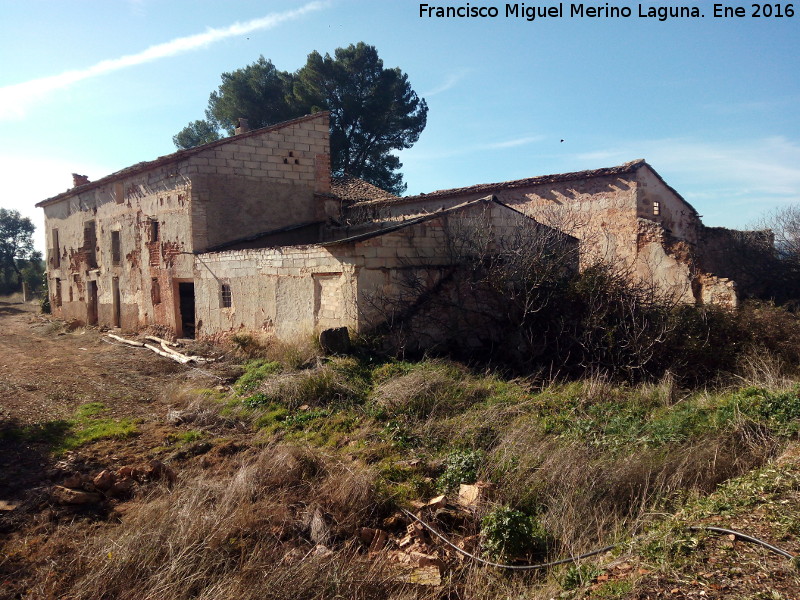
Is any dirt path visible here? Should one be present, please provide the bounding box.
[0,300,222,501]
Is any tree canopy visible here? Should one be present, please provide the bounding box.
[0,208,40,295]
[173,43,427,195]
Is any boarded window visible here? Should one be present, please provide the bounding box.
[220,283,232,308]
[151,278,161,305]
[653,201,661,216]
[111,231,121,266]
[51,229,60,268]
[83,221,97,268]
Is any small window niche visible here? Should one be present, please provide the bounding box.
[111,230,121,266]
[151,278,161,305]
[51,228,60,268]
[114,182,124,204]
[54,278,62,307]
[220,283,232,308]
[653,201,661,216]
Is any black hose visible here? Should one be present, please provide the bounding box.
[689,526,796,560]
[401,509,798,571]
[401,508,617,571]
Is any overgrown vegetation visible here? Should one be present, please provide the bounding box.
[7,291,800,599]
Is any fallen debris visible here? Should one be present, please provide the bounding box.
[106,334,211,364]
[457,481,493,508]
[107,333,144,347]
[144,335,179,347]
[51,485,102,505]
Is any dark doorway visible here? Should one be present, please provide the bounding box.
[87,281,98,325]
[112,277,121,328]
[178,282,195,338]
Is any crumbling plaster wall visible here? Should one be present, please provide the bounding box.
[194,246,358,340]
[635,166,701,244]
[344,167,736,307]
[344,172,641,270]
[44,165,195,331]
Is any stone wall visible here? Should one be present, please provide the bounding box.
[42,164,195,331]
[343,165,737,309]
[40,112,332,336]
[635,166,701,245]
[188,113,331,252]
[192,199,569,343]
[194,246,357,340]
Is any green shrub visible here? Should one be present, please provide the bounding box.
[561,563,602,590]
[437,449,483,492]
[721,386,800,436]
[480,506,548,561]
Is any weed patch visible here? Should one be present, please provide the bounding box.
[3,402,137,455]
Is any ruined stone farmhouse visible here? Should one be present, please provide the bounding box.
[37,111,746,342]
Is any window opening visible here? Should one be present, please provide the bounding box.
[149,219,160,243]
[111,231,121,266]
[653,201,661,216]
[151,278,161,305]
[51,229,60,268]
[83,221,97,268]
[220,283,232,308]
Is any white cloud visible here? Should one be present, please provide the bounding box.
[422,69,470,97]
[406,134,544,161]
[0,1,327,121]
[486,135,545,149]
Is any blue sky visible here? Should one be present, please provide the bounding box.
[1,0,798,251]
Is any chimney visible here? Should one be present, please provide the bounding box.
[235,118,250,135]
[72,173,90,188]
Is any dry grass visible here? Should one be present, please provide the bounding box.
[372,361,490,419]
[735,346,796,389]
[250,364,365,410]
[227,332,321,369]
[26,443,408,600]
[485,416,779,553]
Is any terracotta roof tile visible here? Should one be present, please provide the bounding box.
[329,176,396,203]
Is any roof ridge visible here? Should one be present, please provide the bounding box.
[349,159,648,208]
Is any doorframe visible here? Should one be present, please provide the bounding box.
[173,278,195,338]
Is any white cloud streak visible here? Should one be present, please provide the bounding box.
[0,1,327,120]
[485,135,545,149]
[575,135,800,225]
[422,69,470,97]
[406,134,544,161]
